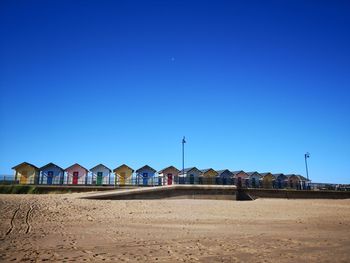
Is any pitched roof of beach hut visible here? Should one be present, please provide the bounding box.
[90,164,112,172]
[200,168,214,173]
[287,174,308,181]
[12,162,39,170]
[232,170,247,176]
[39,162,64,171]
[179,167,202,175]
[113,164,134,173]
[200,168,218,175]
[216,169,233,176]
[287,174,304,182]
[274,173,288,180]
[260,172,273,177]
[247,171,261,176]
[287,174,306,180]
[298,175,309,181]
[273,173,284,178]
[158,166,180,174]
[65,163,89,172]
[136,165,157,173]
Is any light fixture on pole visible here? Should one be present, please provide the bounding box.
[304,152,310,180]
[182,136,186,179]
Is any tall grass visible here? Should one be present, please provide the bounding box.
[0,185,41,194]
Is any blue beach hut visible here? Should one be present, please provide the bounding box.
[216,169,234,185]
[136,165,157,186]
[39,163,65,185]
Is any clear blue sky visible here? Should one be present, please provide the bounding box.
[0,1,349,183]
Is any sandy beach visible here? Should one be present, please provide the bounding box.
[0,194,349,262]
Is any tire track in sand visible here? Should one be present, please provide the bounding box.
[5,205,21,236]
[25,205,34,234]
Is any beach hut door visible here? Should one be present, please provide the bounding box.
[97,172,103,185]
[237,177,242,188]
[252,178,256,188]
[167,173,172,185]
[142,173,148,185]
[278,179,282,189]
[189,174,195,184]
[73,172,79,184]
[47,171,53,185]
[120,172,126,185]
[20,171,28,184]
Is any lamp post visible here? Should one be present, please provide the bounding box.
[182,136,186,183]
[304,152,310,180]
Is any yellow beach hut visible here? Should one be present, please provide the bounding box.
[261,172,275,189]
[113,164,134,185]
[12,162,40,184]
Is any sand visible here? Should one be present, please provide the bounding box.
[0,194,349,262]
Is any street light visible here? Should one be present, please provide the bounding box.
[304,152,310,180]
[182,136,186,183]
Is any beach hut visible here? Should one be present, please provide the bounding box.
[200,169,218,185]
[113,164,134,185]
[274,173,288,189]
[90,164,111,186]
[178,167,202,184]
[216,170,233,185]
[12,162,39,184]
[261,172,275,189]
[158,166,180,185]
[136,165,157,186]
[65,163,89,185]
[246,172,261,188]
[39,162,64,185]
[232,170,249,187]
[299,175,311,190]
[287,174,300,189]
[287,174,308,190]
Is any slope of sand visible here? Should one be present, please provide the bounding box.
[0,194,349,262]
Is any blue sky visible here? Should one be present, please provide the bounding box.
[0,0,349,183]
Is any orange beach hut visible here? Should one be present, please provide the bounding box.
[261,172,275,189]
[12,162,39,184]
[200,168,219,185]
[113,164,134,185]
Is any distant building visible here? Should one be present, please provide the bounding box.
[40,162,64,185]
[12,162,39,184]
